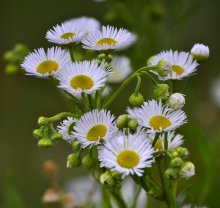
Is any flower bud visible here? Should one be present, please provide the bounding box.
[156,59,172,76]
[168,93,185,110]
[100,171,114,187]
[67,153,81,168]
[171,151,179,158]
[5,64,19,74]
[98,53,106,60]
[154,84,169,100]
[171,157,183,168]
[190,43,209,62]
[33,129,43,138]
[177,147,189,158]
[38,137,53,148]
[38,116,49,125]
[107,54,112,62]
[111,171,122,180]
[165,168,178,180]
[180,162,195,179]
[82,154,95,168]
[128,119,138,131]
[116,114,128,129]
[51,133,63,141]
[71,140,81,152]
[129,93,144,106]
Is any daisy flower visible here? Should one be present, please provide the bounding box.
[149,50,198,80]
[21,47,71,77]
[82,25,136,51]
[98,132,154,176]
[147,131,184,150]
[137,100,187,133]
[57,60,110,98]
[73,109,115,148]
[46,21,84,45]
[108,56,132,83]
[57,117,77,143]
[65,16,100,35]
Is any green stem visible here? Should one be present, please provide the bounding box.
[82,93,90,112]
[152,133,159,147]
[110,190,127,208]
[134,76,142,94]
[103,65,157,109]
[96,87,105,110]
[169,181,177,208]
[131,185,142,208]
[68,45,75,62]
[42,112,78,124]
[102,187,112,208]
[140,71,158,85]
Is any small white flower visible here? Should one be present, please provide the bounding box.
[191,43,209,61]
[21,47,71,77]
[65,16,101,35]
[57,60,110,98]
[73,109,115,148]
[149,50,198,80]
[180,162,195,179]
[57,117,77,143]
[147,131,184,150]
[168,93,185,110]
[108,56,132,83]
[137,100,187,133]
[98,132,154,176]
[82,25,136,51]
[46,21,84,45]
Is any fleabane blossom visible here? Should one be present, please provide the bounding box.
[136,100,187,133]
[98,132,154,176]
[149,50,198,80]
[21,47,71,77]
[72,109,115,148]
[82,25,136,51]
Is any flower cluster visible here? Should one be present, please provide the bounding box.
[20,16,209,208]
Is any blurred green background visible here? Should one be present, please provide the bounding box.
[1,0,220,207]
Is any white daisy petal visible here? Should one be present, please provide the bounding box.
[57,60,110,98]
[98,132,154,176]
[46,22,84,45]
[82,25,136,51]
[73,109,115,148]
[149,50,198,80]
[57,117,77,143]
[137,100,187,133]
[108,56,132,83]
[21,47,71,77]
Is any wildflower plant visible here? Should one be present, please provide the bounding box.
[6,16,209,208]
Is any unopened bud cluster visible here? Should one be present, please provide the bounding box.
[100,171,122,191]
[116,114,138,133]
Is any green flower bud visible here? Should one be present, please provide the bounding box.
[4,51,17,62]
[154,84,169,100]
[190,43,209,62]
[82,154,95,168]
[177,147,188,158]
[71,141,81,152]
[171,157,183,168]
[116,114,128,129]
[14,44,29,54]
[107,54,112,62]
[38,137,53,148]
[165,168,178,180]
[51,133,63,141]
[98,53,106,60]
[5,64,19,74]
[156,59,172,76]
[111,171,122,180]
[91,147,98,160]
[180,162,195,179]
[96,59,102,66]
[171,151,179,158]
[129,93,144,106]
[33,129,43,138]
[128,119,138,131]
[38,116,49,125]
[100,171,114,187]
[67,153,81,168]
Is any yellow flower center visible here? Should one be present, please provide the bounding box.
[60,32,76,40]
[37,60,58,74]
[86,124,107,141]
[171,65,185,76]
[149,115,171,130]
[117,150,140,169]
[96,38,117,46]
[70,75,94,90]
